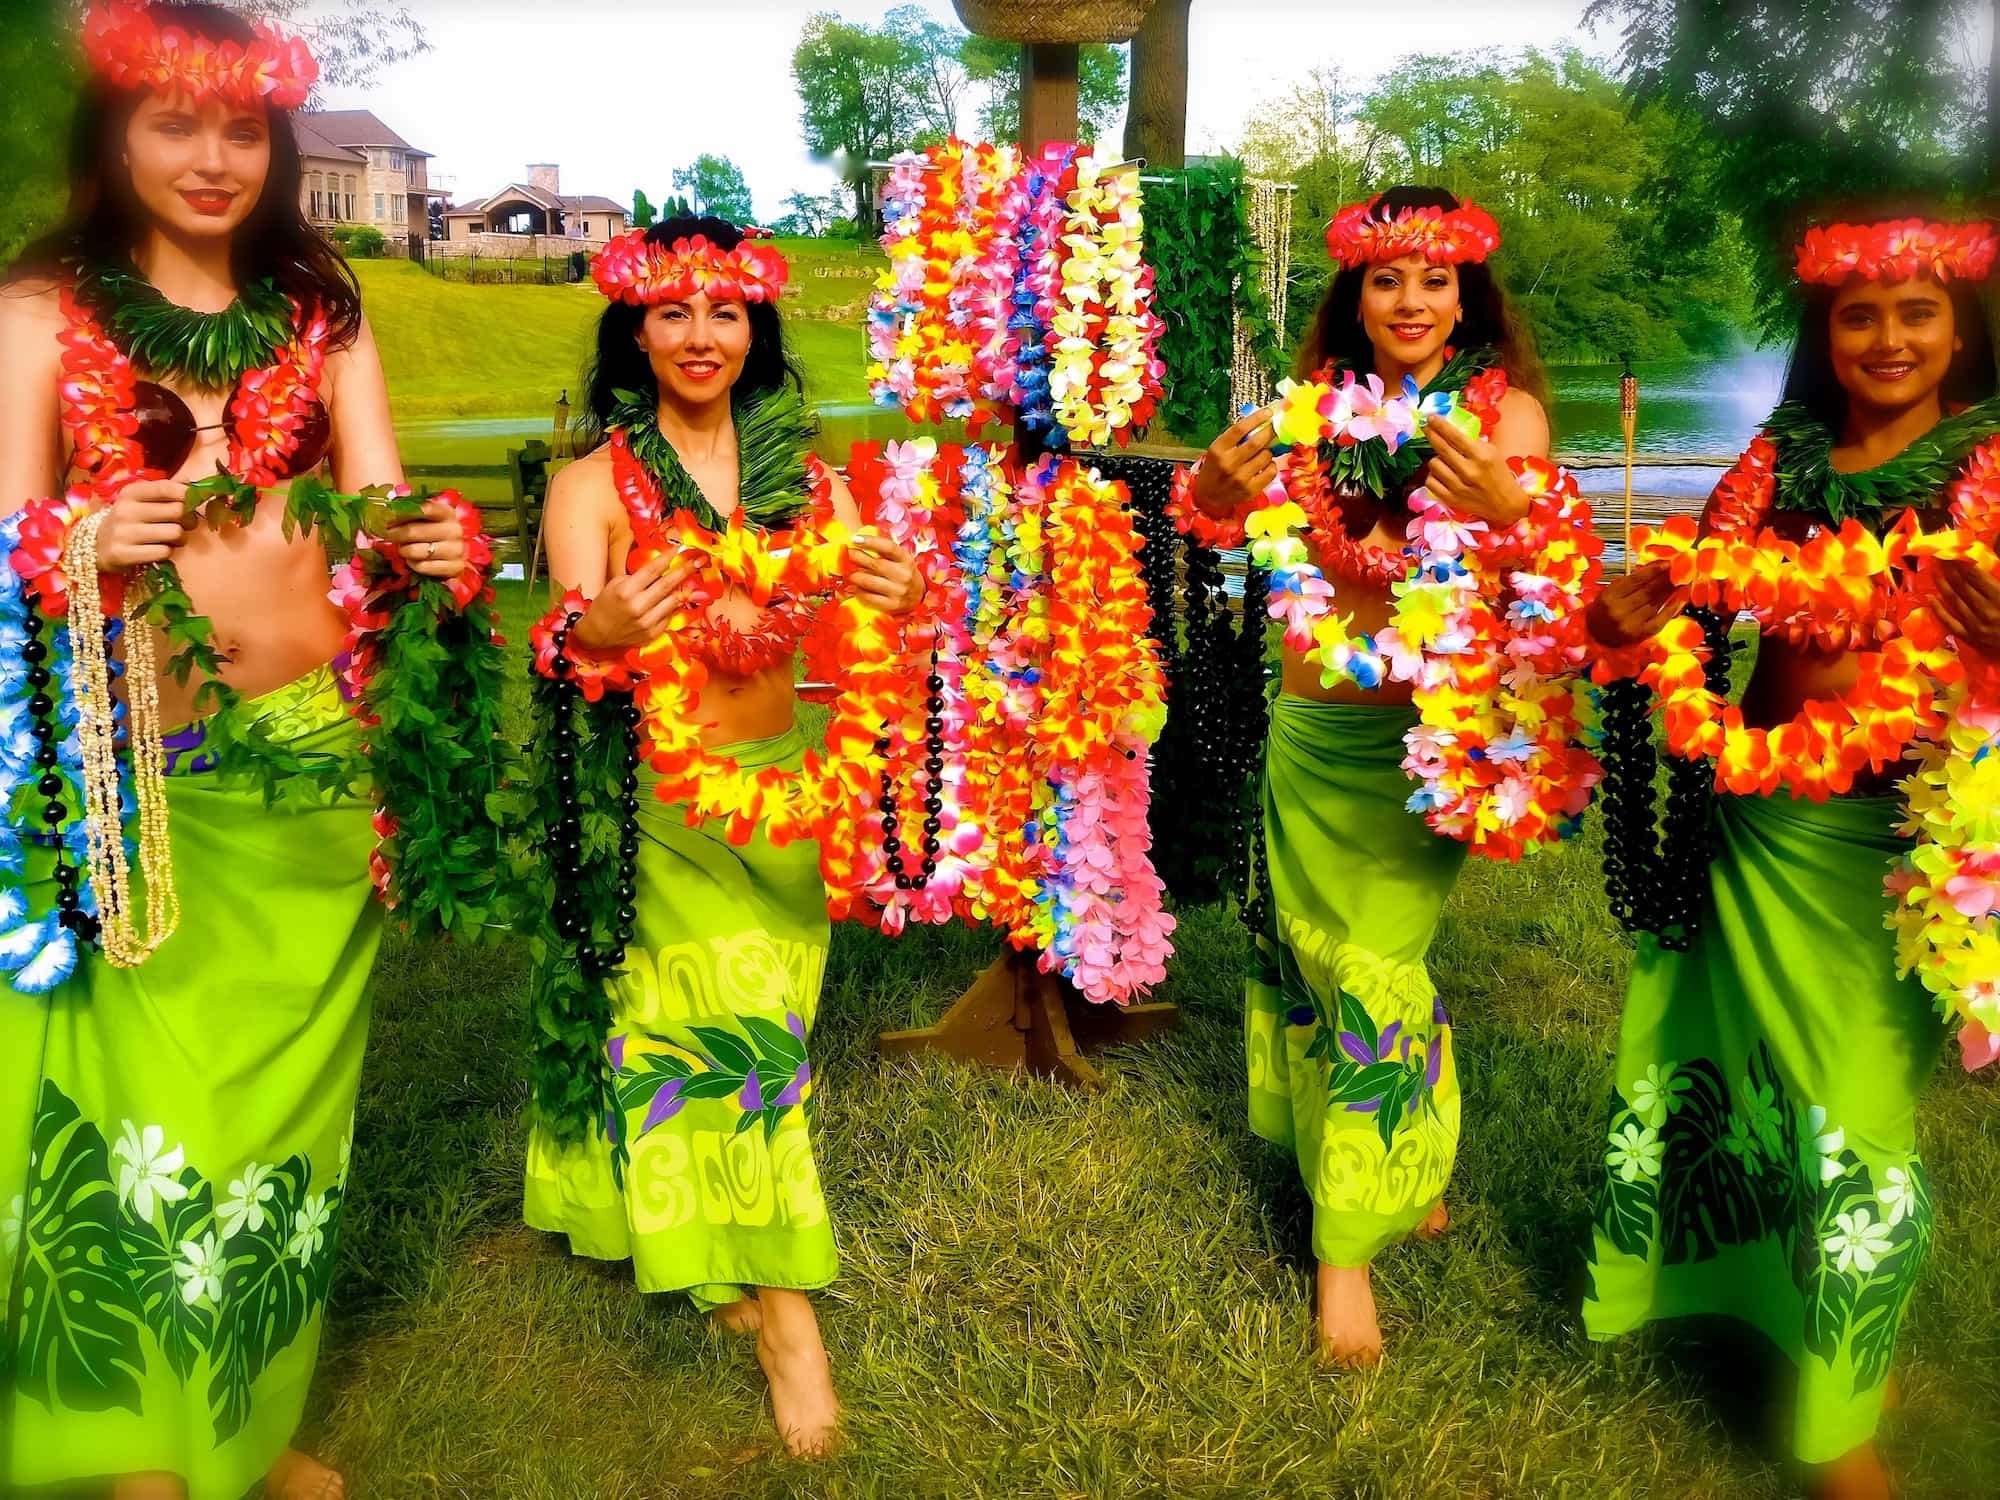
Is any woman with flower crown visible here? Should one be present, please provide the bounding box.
[0,5,494,1498]
[1173,186,1579,1366]
[521,215,923,1458]
[1583,208,2000,1500]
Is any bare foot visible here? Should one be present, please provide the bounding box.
[1414,1200,1449,1240]
[112,1477,187,1500]
[1314,1260,1383,1368]
[755,1288,841,1459]
[265,1448,345,1500]
[1808,1442,1892,1500]
[708,1293,763,1337]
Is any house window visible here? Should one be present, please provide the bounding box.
[392,196,405,223]
[582,220,590,236]
[390,150,404,172]
[345,177,356,219]
[374,193,385,220]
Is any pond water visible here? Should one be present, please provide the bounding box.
[399,349,1792,510]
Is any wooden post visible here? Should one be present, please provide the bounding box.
[877,35,1180,1088]
[1019,43,1079,155]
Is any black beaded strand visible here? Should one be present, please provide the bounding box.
[18,604,99,944]
[879,649,948,893]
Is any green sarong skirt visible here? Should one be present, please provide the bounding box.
[1247,696,1467,1268]
[3,665,381,1499]
[1582,792,1945,1464]
[523,724,836,1310]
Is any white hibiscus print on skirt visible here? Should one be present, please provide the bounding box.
[218,1161,278,1239]
[1822,1207,1896,1276]
[175,1232,226,1307]
[287,1192,331,1266]
[112,1121,190,1221]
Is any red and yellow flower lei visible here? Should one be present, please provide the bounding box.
[1597,434,2000,799]
[82,0,319,110]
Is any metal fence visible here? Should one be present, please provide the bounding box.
[417,252,589,286]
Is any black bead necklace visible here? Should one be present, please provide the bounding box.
[543,611,641,977]
[19,605,100,943]
[879,648,947,892]
[1597,607,1730,950]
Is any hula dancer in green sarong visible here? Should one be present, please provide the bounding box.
[1586,207,2000,1500]
[523,216,923,1458]
[0,7,506,1496]
[1178,187,1572,1365]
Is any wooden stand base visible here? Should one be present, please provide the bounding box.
[878,946,1179,1087]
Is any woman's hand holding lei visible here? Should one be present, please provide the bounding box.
[381,498,476,583]
[1932,557,2000,660]
[1424,406,1530,525]
[572,552,702,652]
[90,479,197,573]
[844,529,926,614]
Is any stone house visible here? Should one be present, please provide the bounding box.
[435,165,628,258]
[296,110,441,253]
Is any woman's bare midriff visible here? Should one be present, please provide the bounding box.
[1741,635,1909,796]
[66,382,346,728]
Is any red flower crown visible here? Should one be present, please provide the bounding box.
[1795,218,2000,287]
[1324,196,1501,267]
[590,231,790,307]
[82,1,318,111]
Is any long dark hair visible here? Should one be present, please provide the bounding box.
[4,2,362,348]
[1778,199,1999,428]
[1298,185,1547,406]
[576,215,806,453]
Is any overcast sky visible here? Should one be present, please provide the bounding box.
[317,0,1603,220]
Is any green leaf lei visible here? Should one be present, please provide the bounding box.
[609,384,820,532]
[1763,394,2000,525]
[135,476,518,943]
[1319,346,1501,501]
[73,259,293,390]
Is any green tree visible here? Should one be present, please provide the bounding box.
[885,3,970,143]
[1237,48,1756,363]
[631,190,656,229]
[672,155,755,224]
[777,189,841,237]
[793,11,918,227]
[962,38,1128,145]
[0,1,79,269]
[1584,0,1984,331]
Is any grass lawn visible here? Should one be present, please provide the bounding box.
[303,581,2000,1497]
[355,236,880,428]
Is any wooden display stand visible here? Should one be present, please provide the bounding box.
[876,23,1181,1087]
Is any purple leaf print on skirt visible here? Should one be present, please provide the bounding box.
[640,1077,686,1135]
[739,1067,764,1113]
[771,1061,811,1110]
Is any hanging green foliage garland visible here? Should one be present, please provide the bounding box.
[1145,158,1285,442]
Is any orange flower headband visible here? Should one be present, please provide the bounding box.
[82,1,318,111]
[1324,196,1501,267]
[590,231,790,307]
[1795,218,2000,287]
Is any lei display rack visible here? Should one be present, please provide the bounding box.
[865,119,1180,1086]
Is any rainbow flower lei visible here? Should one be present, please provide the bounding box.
[1171,364,1603,859]
[868,139,1163,450]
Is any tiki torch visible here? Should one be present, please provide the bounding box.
[1619,354,1638,575]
